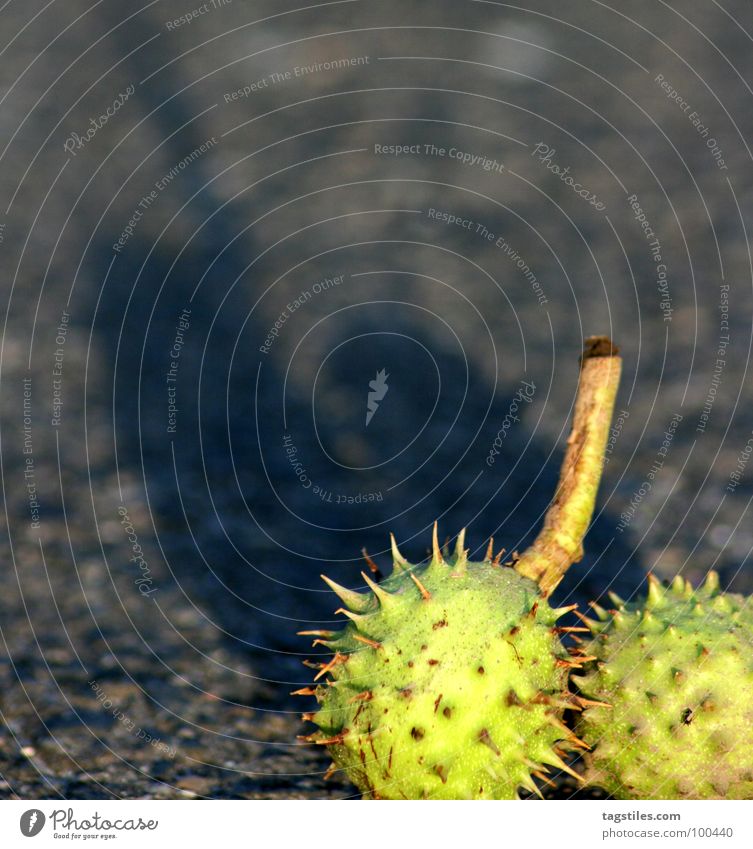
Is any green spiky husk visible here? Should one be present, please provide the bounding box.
[300,536,585,799]
[574,573,753,800]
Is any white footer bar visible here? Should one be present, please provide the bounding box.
[2,799,752,848]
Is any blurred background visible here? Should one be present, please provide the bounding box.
[1,0,752,798]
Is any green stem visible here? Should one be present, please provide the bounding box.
[514,336,622,596]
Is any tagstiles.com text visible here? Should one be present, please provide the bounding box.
[601,810,734,841]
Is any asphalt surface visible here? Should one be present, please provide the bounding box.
[1,0,752,799]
